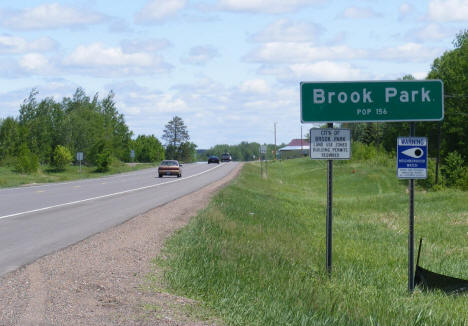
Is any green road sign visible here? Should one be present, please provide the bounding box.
[301,80,444,123]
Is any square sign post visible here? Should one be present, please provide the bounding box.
[397,134,428,291]
[309,127,350,276]
[259,145,267,177]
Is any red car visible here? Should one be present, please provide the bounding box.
[158,160,182,178]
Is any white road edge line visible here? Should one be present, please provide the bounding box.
[0,163,225,220]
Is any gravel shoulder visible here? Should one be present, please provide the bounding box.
[0,163,243,325]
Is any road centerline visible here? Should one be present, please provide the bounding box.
[0,163,224,220]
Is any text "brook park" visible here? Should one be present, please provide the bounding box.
[301,80,443,123]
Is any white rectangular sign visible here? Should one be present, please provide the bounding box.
[310,128,351,160]
[260,145,267,154]
[76,152,83,161]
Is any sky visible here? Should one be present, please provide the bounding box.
[0,0,467,149]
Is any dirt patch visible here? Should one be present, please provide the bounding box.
[0,163,243,325]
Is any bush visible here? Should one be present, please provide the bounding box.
[455,167,468,190]
[352,142,377,161]
[15,145,39,173]
[0,156,17,167]
[52,145,72,171]
[418,158,444,190]
[442,151,465,187]
[351,142,393,167]
[95,149,112,172]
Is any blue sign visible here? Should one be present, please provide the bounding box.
[397,137,427,179]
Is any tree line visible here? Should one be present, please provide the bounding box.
[200,141,282,162]
[0,88,196,173]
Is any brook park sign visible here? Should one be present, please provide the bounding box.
[301,80,444,123]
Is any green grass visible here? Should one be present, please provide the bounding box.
[0,161,157,188]
[154,158,468,326]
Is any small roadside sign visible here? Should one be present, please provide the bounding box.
[76,152,84,173]
[397,137,427,179]
[310,128,351,160]
[260,145,267,154]
[130,150,135,159]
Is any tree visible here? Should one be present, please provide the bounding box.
[52,145,72,171]
[427,29,468,161]
[162,116,190,148]
[134,135,164,162]
[162,116,192,160]
[15,144,39,174]
[178,142,197,162]
[0,117,20,160]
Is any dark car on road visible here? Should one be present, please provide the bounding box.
[221,153,232,162]
[158,160,182,178]
[208,156,220,164]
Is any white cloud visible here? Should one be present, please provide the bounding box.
[375,43,443,62]
[246,43,367,63]
[135,0,186,23]
[181,45,219,65]
[290,62,364,81]
[65,43,153,67]
[0,35,57,54]
[339,6,381,19]
[412,71,428,79]
[267,62,365,82]
[428,0,468,22]
[121,39,171,53]
[63,43,172,77]
[217,0,324,14]
[18,53,54,74]
[239,79,270,94]
[405,24,450,41]
[0,3,106,30]
[250,19,321,43]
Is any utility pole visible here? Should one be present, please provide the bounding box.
[274,122,277,160]
[301,125,303,151]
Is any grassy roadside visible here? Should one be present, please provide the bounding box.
[0,161,157,188]
[153,158,468,325]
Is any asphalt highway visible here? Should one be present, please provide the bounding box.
[0,162,239,276]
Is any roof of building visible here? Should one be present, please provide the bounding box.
[287,139,309,147]
[278,139,309,152]
[279,145,309,152]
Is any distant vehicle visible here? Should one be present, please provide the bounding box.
[208,155,220,164]
[158,160,182,178]
[221,153,232,162]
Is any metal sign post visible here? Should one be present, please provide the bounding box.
[76,152,83,173]
[396,127,428,292]
[260,145,267,177]
[409,123,415,292]
[326,122,333,275]
[309,126,351,275]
